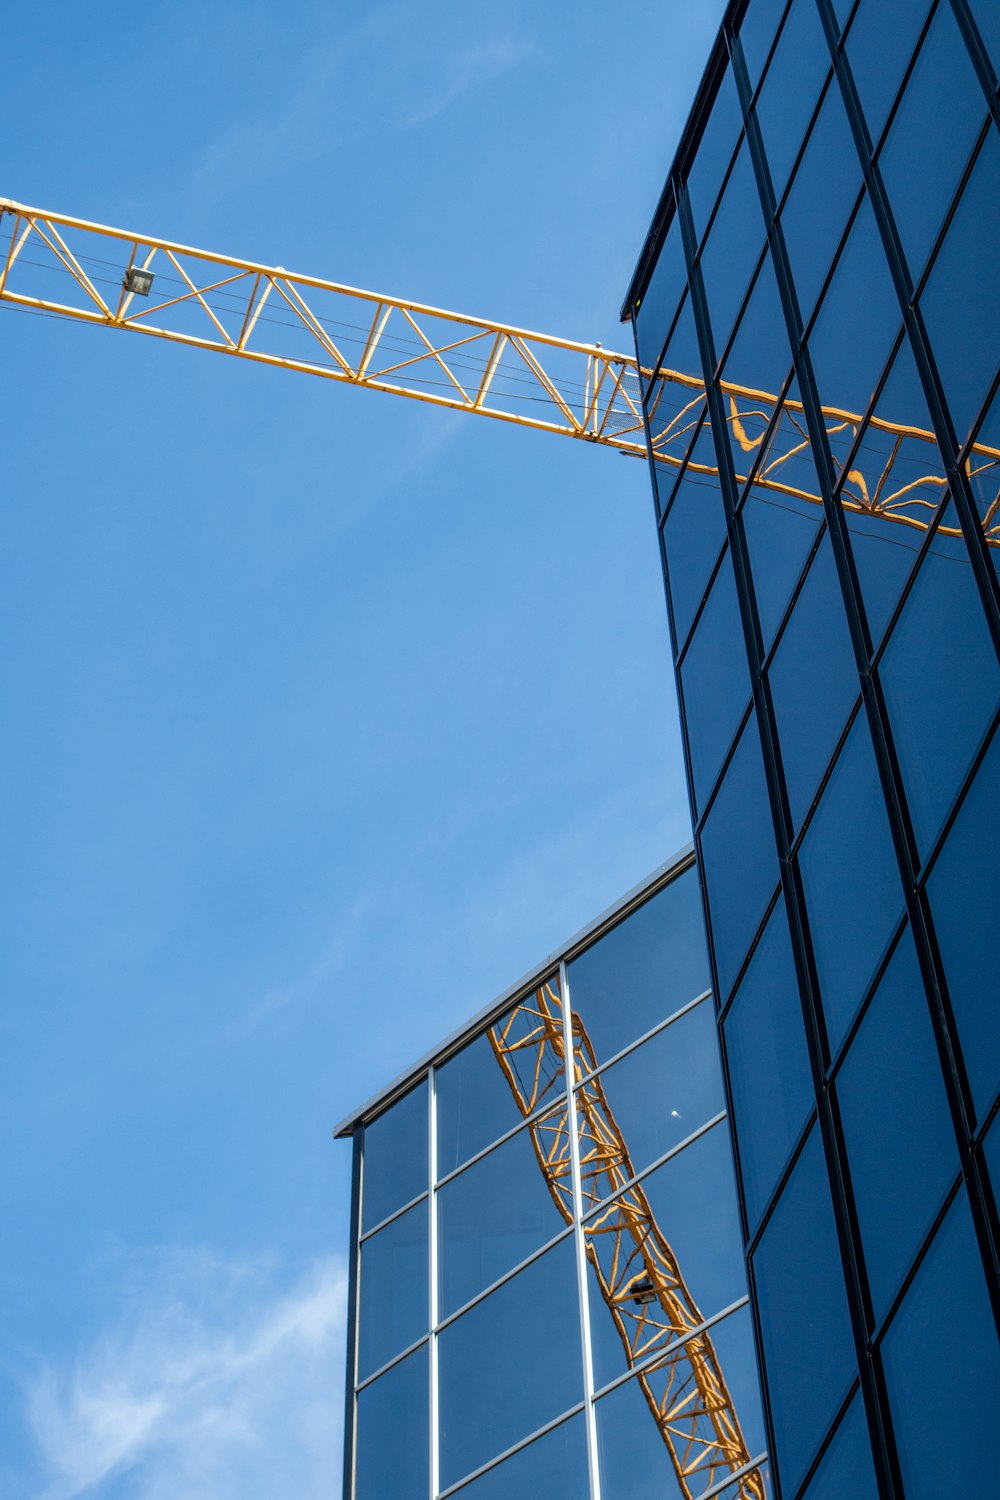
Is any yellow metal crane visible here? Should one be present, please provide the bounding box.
[489,980,766,1500]
[1,197,997,549]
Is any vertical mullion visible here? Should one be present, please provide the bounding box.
[428,1068,440,1500]
[817,0,1000,655]
[814,0,1000,1329]
[697,24,904,1497]
[726,23,903,1495]
[560,960,602,1500]
[948,0,1000,128]
[343,1127,363,1500]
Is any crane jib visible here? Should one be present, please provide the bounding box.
[1,196,996,549]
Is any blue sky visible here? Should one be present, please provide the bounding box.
[0,3,726,1494]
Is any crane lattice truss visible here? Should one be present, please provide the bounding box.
[489,982,766,1500]
[1,198,996,550]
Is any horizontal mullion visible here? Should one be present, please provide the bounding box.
[580,1111,728,1226]
[434,1224,574,1334]
[572,987,714,1092]
[591,1295,751,1402]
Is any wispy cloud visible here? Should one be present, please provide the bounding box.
[23,1248,347,1500]
[192,12,532,195]
[399,35,533,128]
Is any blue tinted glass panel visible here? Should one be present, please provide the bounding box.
[585,1165,750,1399]
[662,466,728,650]
[846,508,931,652]
[967,0,1000,79]
[968,387,1000,567]
[840,333,945,648]
[927,726,1000,1118]
[881,1189,1000,1500]
[920,126,1000,442]
[359,1198,427,1380]
[739,0,789,94]
[807,195,900,420]
[687,63,745,248]
[799,706,902,1056]
[878,3,986,287]
[830,311,936,491]
[436,983,564,1178]
[683,414,725,486]
[717,247,789,398]
[595,1306,767,1500]
[753,1128,855,1496]
[724,894,813,1232]
[451,1413,589,1500]
[800,1394,878,1500]
[879,522,1000,857]
[844,0,934,148]
[646,298,708,459]
[585,1121,747,1342]
[438,1236,581,1490]
[700,714,779,1004]
[768,534,859,831]
[662,284,709,380]
[636,217,687,374]
[718,252,793,484]
[680,550,751,814]
[362,1080,427,1231]
[780,78,862,326]
[985,1111,1000,1212]
[836,928,957,1321]
[355,1345,428,1500]
[661,466,727,641]
[743,484,822,654]
[653,411,715,521]
[704,1304,769,1473]
[586,1253,634,1394]
[438,1114,567,1318]
[578,998,725,1202]
[652,455,677,522]
[754,0,832,205]
[567,869,710,1068]
[698,142,767,359]
[588,1256,759,1412]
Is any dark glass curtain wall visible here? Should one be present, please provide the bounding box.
[624,1,1000,1496]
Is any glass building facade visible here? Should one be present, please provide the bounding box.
[336,853,773,1500]
[339,2,999,1495]
[620,1,1000,1496]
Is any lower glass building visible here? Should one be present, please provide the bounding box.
[336,852,773,1500]
[619,1,1000,1497]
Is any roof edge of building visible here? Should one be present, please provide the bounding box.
[332,841,696,1138]
[619,0,746,324]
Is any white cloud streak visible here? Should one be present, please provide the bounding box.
[193,13,532,194]
[23,1249,347,1500]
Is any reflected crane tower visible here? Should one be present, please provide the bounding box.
[0,198,997,550]
[489,978,767,1500]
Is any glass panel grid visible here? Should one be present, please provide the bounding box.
[876,1,988,290]
[878,1187,1000,1498]
[752,0,833,206]
[593,1302,768,1500]
[348,866,772,1498]
[633,11,1000,1500]
[841,0,936,153]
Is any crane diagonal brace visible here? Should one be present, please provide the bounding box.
[1,196,996,550]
